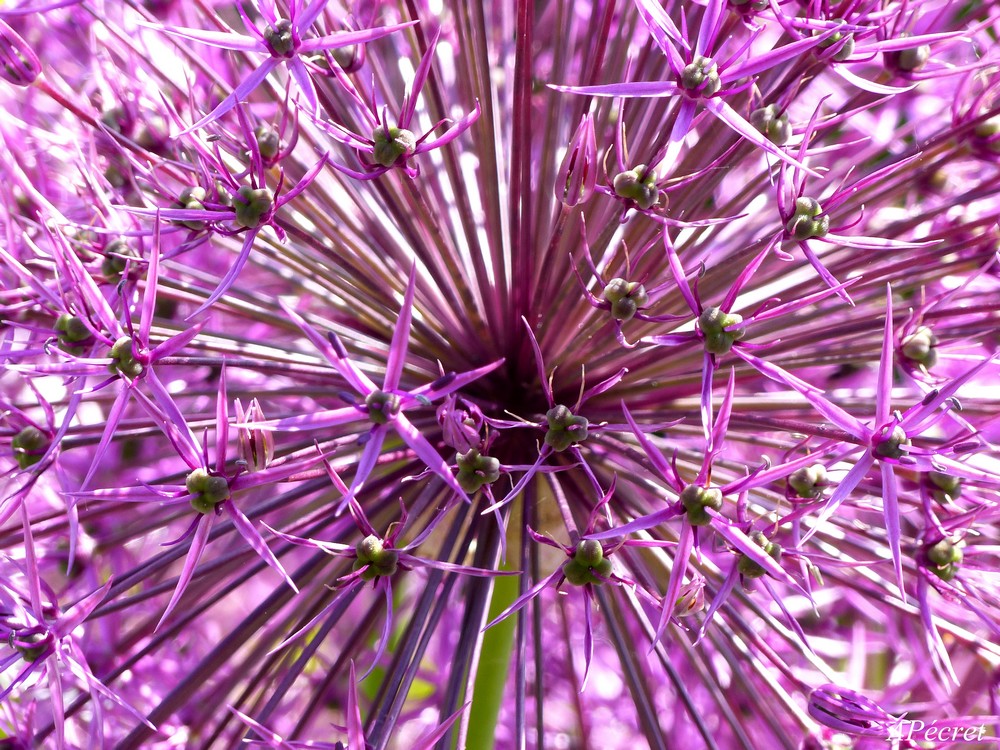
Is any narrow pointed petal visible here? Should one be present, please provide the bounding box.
[186,230,260,319]
[879,462,905,599]
[144,23,264,51]
[298,21,419,54]
[876,286,894,426]
[156,514,214,631]
[384,265,416,392]
[548,80,680,98]
[703,98,821,177]
[652,522,694,646]
[393,414,467,499]
[179,60,280,134]
[225,502,298,592]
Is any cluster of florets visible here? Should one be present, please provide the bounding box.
[1,0,999,748]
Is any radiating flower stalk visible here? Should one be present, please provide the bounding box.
[2,0,1000,748]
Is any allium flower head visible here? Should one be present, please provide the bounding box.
[2,0,1000,748]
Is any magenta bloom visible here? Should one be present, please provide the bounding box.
[1,1,999,748]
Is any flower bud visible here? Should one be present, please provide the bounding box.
[186,468,231,514]
[679,56,721,96]
[372,125,417,168]
[12,425,49,469]
[236,398,274,472]
[233,186,274,229]
[365,390,401,425]
[680,485,723,526]
[544,404,589,452]
[612,165,659,210]
[749,104,792,146]
[673,578,706,617]
[785,197,829,240]
[108,336,144,378]
[437,395,482,451]
[0,19,41,87]
[555,114,597,207]
[788,464,827,499]
[698,307,745,355]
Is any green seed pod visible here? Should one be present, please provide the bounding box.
[254,125,281,161]
[108,336,144,378]
[786,197,830,240]
[788,464,827,499]
[14,631,51,662]
[562,554,612,586]
[456,449,501,493]
[233,186,274,229]
[680,485,723,526]
[698,307,745,355]
[365,390,401,425]
[544,405,589,451]
[923,538,962,581]
[263,18,295,57]
[680,56,721,96]
[603,279,649,321]
[729,0,768,11]
[356,534,384,563]
[818,22,855,61]
[12,425,49,469]
[573,539,604,568]
[176,186,208,230]
[749,104,792,146]
[54,314,92,352]
[737,532,783,579]
[355,535,399,578]
[100,238,138,280]
[186,468,231,513]
[927,471,961,503]
[885,44,931,74]
[372,125,417,168]
[901,326,938,369]
[612,165,660,210]
[874,425,909,459]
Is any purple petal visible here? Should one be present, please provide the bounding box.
[145,22,264,51]
[225,503,298,592]
[156,514,214,631]
[384,265,417,392]
[549,80,680,98]
[297,21,418,54]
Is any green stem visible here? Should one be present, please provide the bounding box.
[464,553,520,750]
